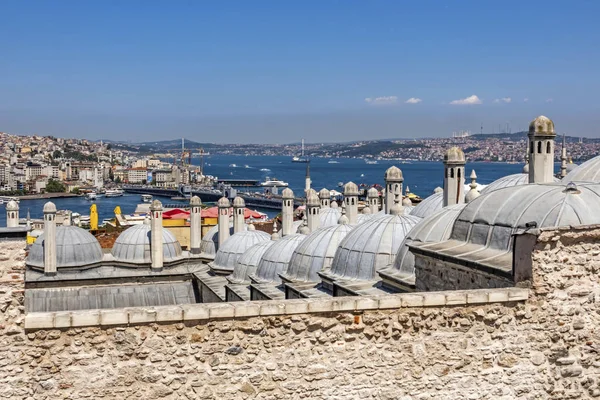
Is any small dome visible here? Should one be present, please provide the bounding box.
[281,219,303,235]
[150,199,163,210]
[329,213,420,281]
[410,192,443,218]
[6,200,18,211]
[564,155,600,183]
[331,201,339,209]
[218,197,230,207]
[444,147,465,163]
[307,192,320,206]
[228,240,275,284]
[522,162,530,173]
[43,201,57,213]
[251,233,307,284]
[385,166,403,182]
[27,226,103,269]
[111,224,183,265]
[200,223,248,260]
[367,187,379,197]
[319,188,331,199]
[306,188,318,198]
[433,187,443,194]
[282,188,294,199]
[232,196,245,207]
[190,196,201,206]
[283,224,354,283]
[362,207,372,215]
[344,181,359,195]
[210,230,270,273]
[320,207,341,227]
[402,197,412,206]
[529,115,555,136]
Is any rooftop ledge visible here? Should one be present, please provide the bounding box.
[24,287,529,331]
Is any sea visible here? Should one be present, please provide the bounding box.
[0,156,526,226]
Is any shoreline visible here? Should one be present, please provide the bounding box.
[13,193,80,201]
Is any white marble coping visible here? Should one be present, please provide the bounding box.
[24,287,529,330]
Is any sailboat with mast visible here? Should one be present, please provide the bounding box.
[292,139,309,163]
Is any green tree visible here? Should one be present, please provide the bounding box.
[46,179,66,193]
[114,176,122,184]
[53,150,63,159]
[71,187,80,195]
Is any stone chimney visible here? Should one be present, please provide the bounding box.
[281,188,294,237]
[443,147,466,207]
[189,196,202,255]
[306,192,321,232]
[384,167,403,214]
[150,199,164,271]
[233,196,245,234]
[217,197,231,246]
[343,181,359,224]
[43,202,57,276]
[6,200,19,228]
[528,115,556,184]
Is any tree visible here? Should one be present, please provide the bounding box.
[71,187,80,195]
[114,176,121,184]
[46,179,66,193]
[53,150,63,159]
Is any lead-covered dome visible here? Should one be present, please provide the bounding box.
[209,230,270,273]
[529,115,555,136]
[445,147,465,163]
[111,224,183,265]
[228,240,275,284]
[563,155,600,183]
[199,223,248,260]
[282,224,354,283]
[27,226,103,269]
[319,207,341,227]
[328,212,420,281]
[250,234,306,284]
[482,173,560,195]
[410,191,443,218]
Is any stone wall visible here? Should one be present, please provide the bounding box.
[2,226,600,399]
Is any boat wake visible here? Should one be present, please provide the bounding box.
[260,168,271,172]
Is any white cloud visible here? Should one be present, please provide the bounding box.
[546,98,553,103]
[493,97,512,104]
[364,96,398,105]
[405,97,422,104]
[523,98,529,102]
[450,95,482,105]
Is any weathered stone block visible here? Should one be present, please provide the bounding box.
[445,291,467,305]
[467,290,489,305]
[24,313,54,330]
[307,298,334,313]
[155,306,183,323]
[127,308,157,325]
[181,304,209,321]
[233,303,260,318]
[331,298,356,312]
[284,300,309,315]
[259,302,285,316]
[206,303,235,319]
[100,309,129,326]
[354,297,379,311]
[53,312,71,329]
[400,294,424,308]
[488,290,509,303]
[70,310,100,327]
[422,292,446,306]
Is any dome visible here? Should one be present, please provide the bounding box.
[367,187,379,197]
[320,207,341,227]
[481,173,560,195]
[444,147,465,163]
[111,224,183,265]
[385,166,403,182]
[329,213,420,281]
[319,188,331,199]
[190,196,201,206]
[232,196,245,207]
[331,201,339,209]
[200,223,248,260]
[451,183,600,253]
[362,207,372,215]
[6,200,18,211]
[217,197,230,207]
[282,219,303,235]
[150,199,163,210]
[357,213,374,224]
[307,192,320,206]
[283,224,354,283]
[228,240,275,284]
[210,230,270,273]
[282,188,294,199]
[43,201,57,213]
[344,181,359,195]
[563,155,600,183]
[27,226,103,269]
[251,233,307,284]
[529,115,555,136]
[410,192,443,218]
[385,203,466,280]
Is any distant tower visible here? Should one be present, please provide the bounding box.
[560,134,568,178]
[6,200,19,228]
[306,192,321,232]
[189,196,202,255]
[465,170,481,202]
[43,202,57,276]
[305,162,312,195]
[384,166,403,214]
[150,200,164,271]
[233,196,245,234]
[367,187,379,214]
[343,182,359,224]
[217,197,231,247]
[318,188,331,208]
[443,147,466,207]
[528,115,556,184]
[281,188,295,237]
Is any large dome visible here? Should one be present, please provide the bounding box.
[409,192,443,218]
[282,224,354,283]
[209,230,269,273]
[199,223,248,260]
[482,173,560,195]
[320,207,341,227]
[27,226,103,269]
[112,224,183,265]
[329,213,420,281]
[228,240,275,284]
[563,155,600,183]
[250,234,306,284]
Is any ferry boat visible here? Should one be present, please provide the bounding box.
[260,178,289,187]
[104,189,124,198]
[328,160,340,164]
[85,192,97,201]
[364,159,378,165]
[141,194,153,203]
[292,139,309,163]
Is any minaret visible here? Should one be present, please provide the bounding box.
[43,202,57,276]
[281,188,294,237]
[384,166,403,214]
[465,170,481,202]
[367,187,379,214]
[233,196,245,234]
[443,147,466,207]
[306,191,321,232]
[318,188,330,208]
[304,161,311,195]
[217,197,231,246]
[560,134,568,178]
[343,181,359,224]
[528,115,556,183]
[6,200,19,228]
[189,196,202,255]
[150,199,164,271]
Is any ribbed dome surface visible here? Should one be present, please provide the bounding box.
[199,223,248,260]
[252,234,306,284]
[283,224,354,283]
[210,230,269,273]
[410,192,443,219]
[563,155,600,183]
[320,207,341,227]
[27,226,103,269]
[357,213,374,224]
[329,213,420,281]
[111,224,183,264]
[229,240,275,284]
[482,173,559,195]
[452,183,600,252]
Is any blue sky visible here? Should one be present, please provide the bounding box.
[0,1,598,143]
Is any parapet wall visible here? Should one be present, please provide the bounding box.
[2,226,600,399]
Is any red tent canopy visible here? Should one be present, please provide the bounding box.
[162,208,190,220]
[201,206,264,219]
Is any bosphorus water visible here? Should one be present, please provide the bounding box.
[0,156,526,226]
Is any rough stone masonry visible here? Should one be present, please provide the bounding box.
[2,226,600,399]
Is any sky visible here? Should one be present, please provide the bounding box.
[0,0,598,143]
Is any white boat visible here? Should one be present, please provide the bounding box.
[328,160,340,164]
[260,178,289,187]
[260,168,271,172]
[292,139,309,163]
[229,164,237,168]
[365,159,378,165]
[85,192,97,201]
[105,189,124,198]
[141,194,153,203]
